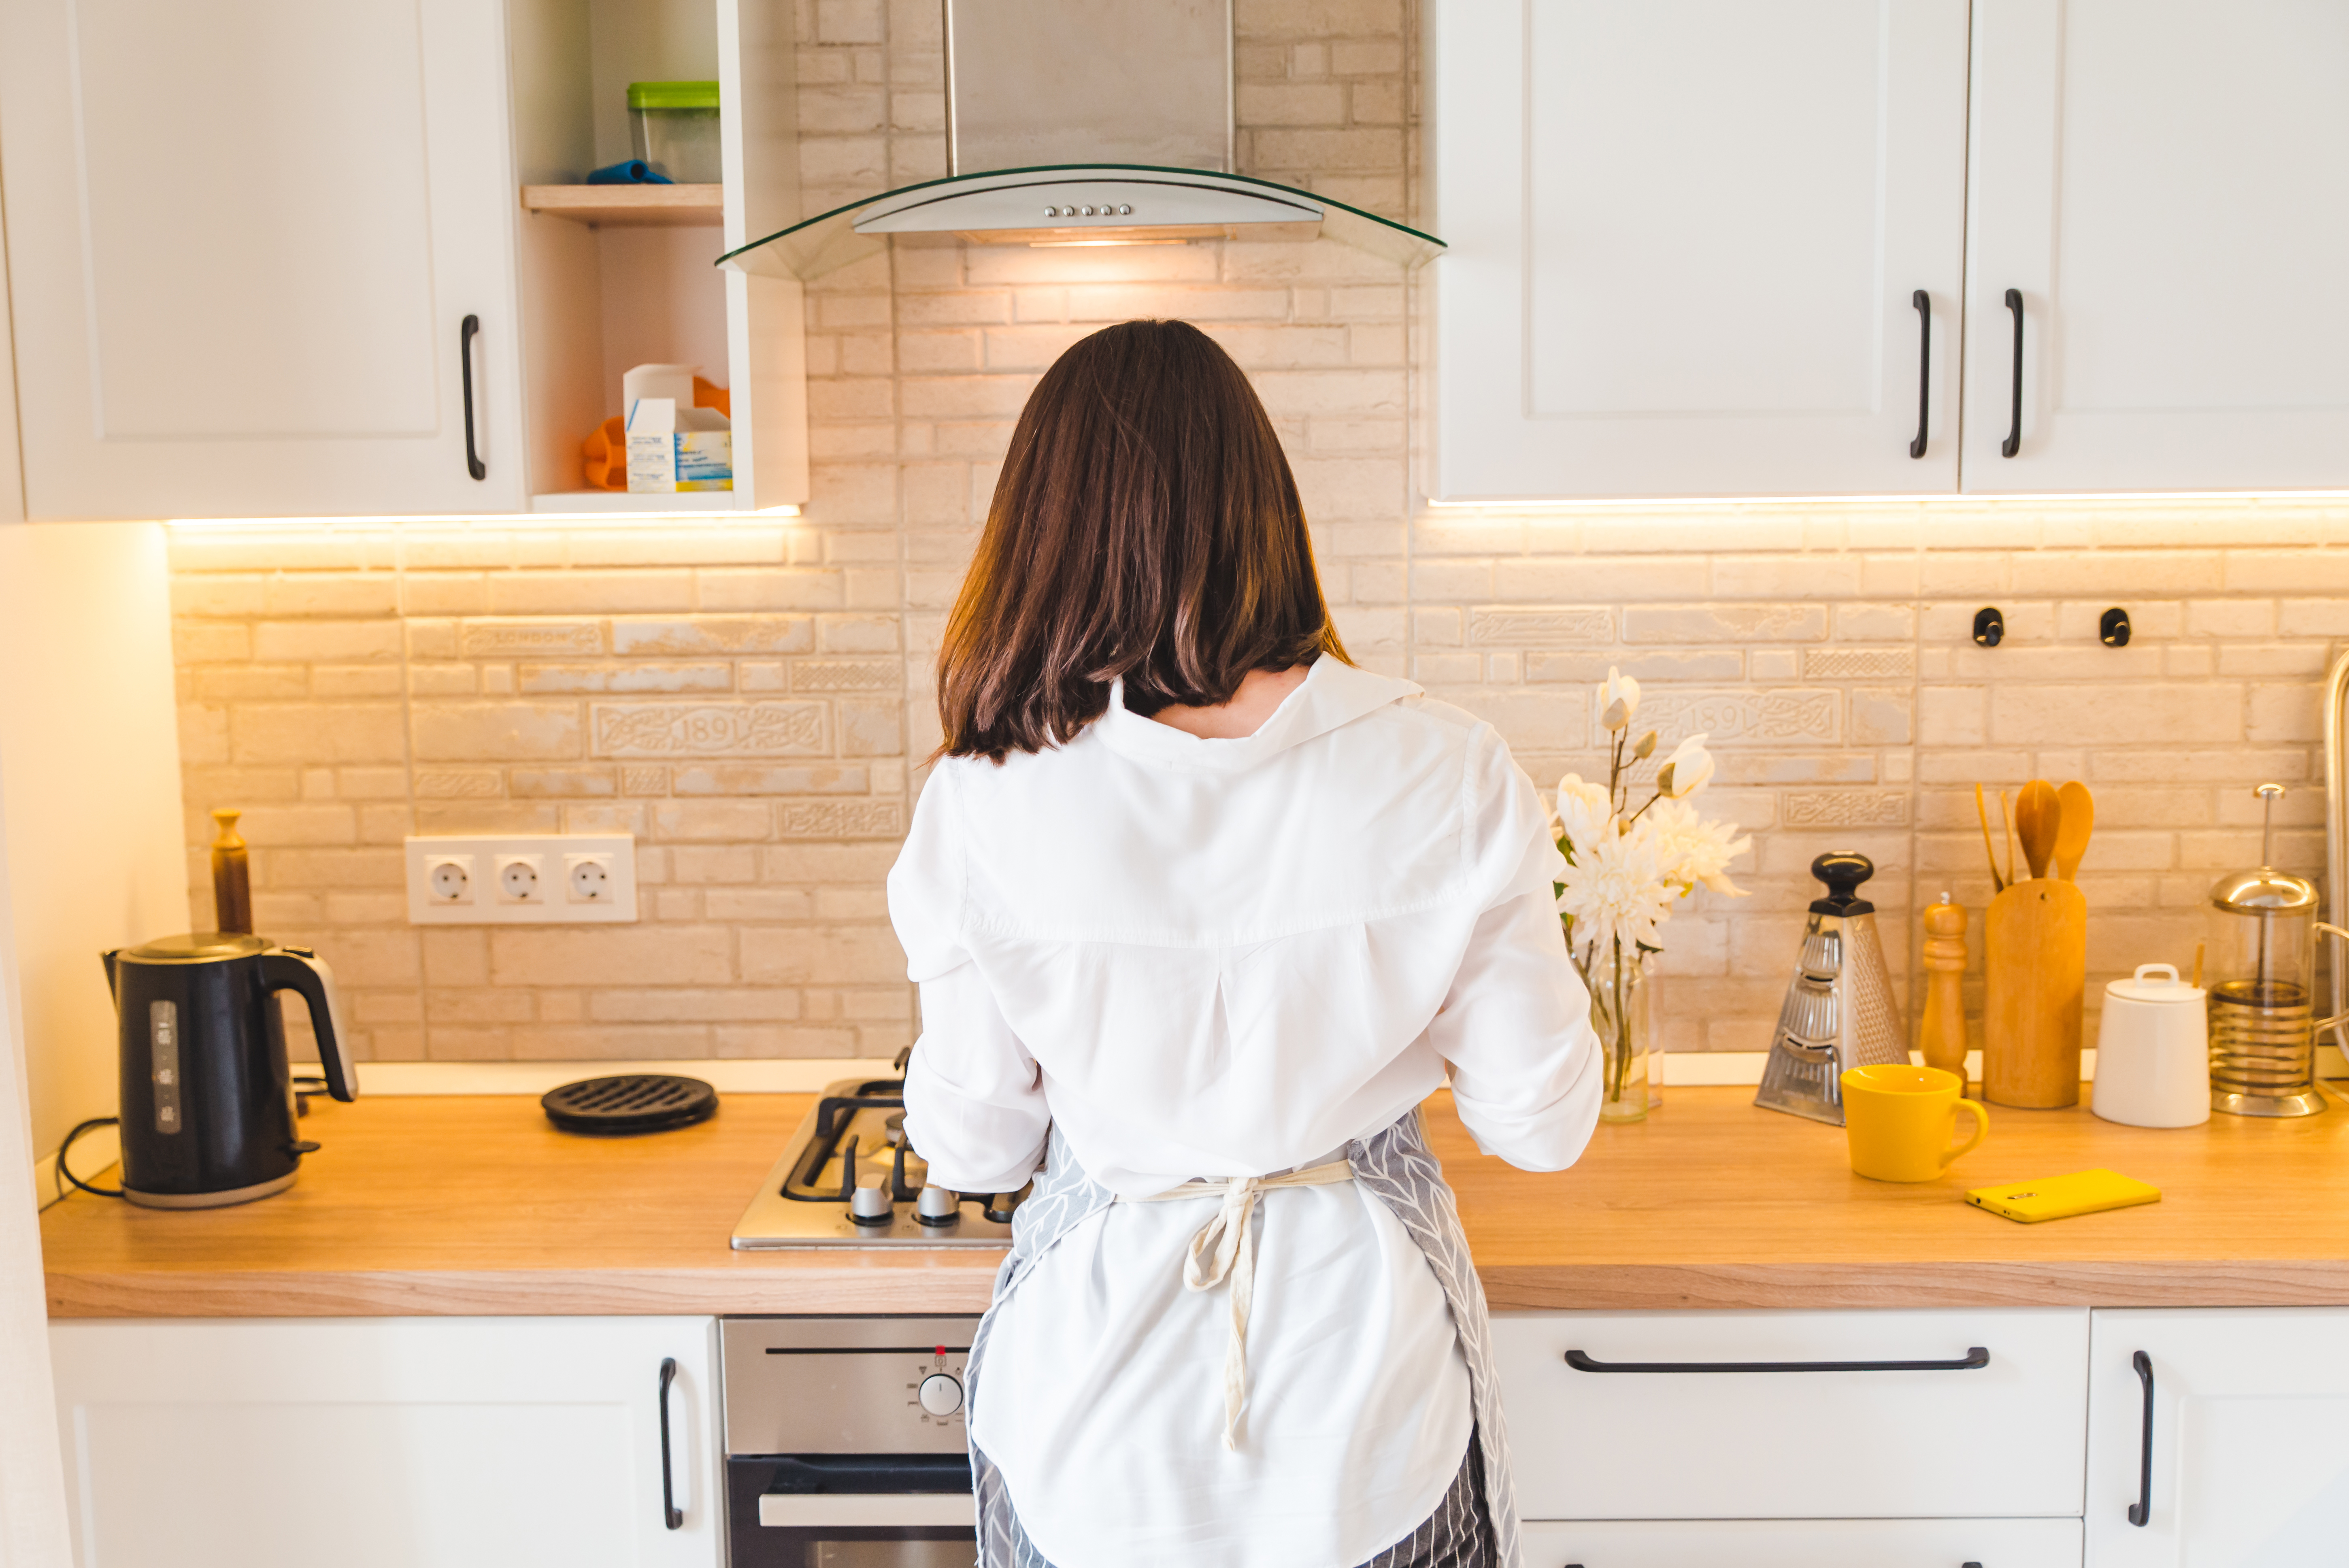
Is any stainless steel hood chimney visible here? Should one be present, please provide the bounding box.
[718,0,1441,282]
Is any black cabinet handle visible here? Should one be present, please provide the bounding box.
[1565,1347,1988,1374]
[658,1356,684,1530]
[2128,1350,2154,1527]
[1909,289,1930,459]
[2000,288,2024,457]
[460,314,487,481]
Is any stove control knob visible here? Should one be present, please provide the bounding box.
[915,1186,960,1226]
[849,1184,895,1225]
[918,1372,964,1417]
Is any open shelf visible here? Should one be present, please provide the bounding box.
[521,184,723,227]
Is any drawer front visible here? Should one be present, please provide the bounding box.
[1495,1309,2087,1519]
[1523,1517,2083,1567]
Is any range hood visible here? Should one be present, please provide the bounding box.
[719,0,1442,283]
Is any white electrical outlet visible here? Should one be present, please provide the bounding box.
[496,854,545,903]
[405,836,636,924]
[425,855,474,904]
[565,853,615,904]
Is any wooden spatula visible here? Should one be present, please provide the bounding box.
[2015,779,2060,880]
[2054,780,2094,881]
[1975,782,2006,893]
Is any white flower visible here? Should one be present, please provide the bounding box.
[1553,774,1615,856]
[1645,796,1753,897]
[1655,733,1716,798]
[1557,817,1680,960]
[1598,666,1641,732]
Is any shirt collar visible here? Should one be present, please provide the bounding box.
[1092,657,1421,772]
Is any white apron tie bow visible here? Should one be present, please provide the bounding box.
[1125,1159,1355,1450]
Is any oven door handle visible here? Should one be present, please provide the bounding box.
[757,1494,974,1528]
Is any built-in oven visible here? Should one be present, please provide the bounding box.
[722,1315,981,1567]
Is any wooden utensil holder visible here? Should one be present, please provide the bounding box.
[1983,879,2087,1107]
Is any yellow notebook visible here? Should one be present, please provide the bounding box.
[1966,1169,2162,1223]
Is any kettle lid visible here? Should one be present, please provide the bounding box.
[117,931,269,964]
[1808,851,1875,917]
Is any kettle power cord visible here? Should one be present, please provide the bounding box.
[53,1116,124,1201]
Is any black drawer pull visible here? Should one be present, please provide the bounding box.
[1909,289,1931,458]
[2000,287,2024,457]
[2128,1350,2154,1526]
[1564,1347,1989,1374]
[460,313,487,481]
[658,1356,683,1530]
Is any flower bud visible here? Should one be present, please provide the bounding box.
[1632,730,1657,761]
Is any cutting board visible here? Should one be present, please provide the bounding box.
[1983,879,2087,1108]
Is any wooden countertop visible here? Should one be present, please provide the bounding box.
[40,1086,2349,1318]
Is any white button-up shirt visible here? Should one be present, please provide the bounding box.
[894,656,1601,1567]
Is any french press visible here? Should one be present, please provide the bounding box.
[2206,784,2347,1117]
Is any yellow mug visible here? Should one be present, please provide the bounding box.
[1841,1065,1989,1183]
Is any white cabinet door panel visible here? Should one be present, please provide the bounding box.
[1430,0,1969,500]
[50,1317,719,1568]
[0,0,525,517]
[2087,1308,2349,1568]
[1524,1518,2083,1567]
[1964,0,2349,491]
[1495,1308,2089,1520]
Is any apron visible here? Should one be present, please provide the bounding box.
[962,1105,1522,1568]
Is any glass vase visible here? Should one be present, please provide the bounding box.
[1590,944,1651,1123]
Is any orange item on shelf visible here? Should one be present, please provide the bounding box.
[579,377,730,489]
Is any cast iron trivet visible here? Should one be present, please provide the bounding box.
[541,1074,718,1135]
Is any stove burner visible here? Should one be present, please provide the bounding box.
[731,1074,1029,1249]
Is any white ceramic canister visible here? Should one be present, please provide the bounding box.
[2092,962,2211,1128]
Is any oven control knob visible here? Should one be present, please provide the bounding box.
[849,1184,895,1225]
[916,1186,960,1225]
[918,1372,964,1417]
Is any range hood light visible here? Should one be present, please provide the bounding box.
[1029,237,1192,248]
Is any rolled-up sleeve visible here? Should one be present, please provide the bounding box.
[1427,728,1602,1170]
[890,763,1051,1193]
[902,962,1051,1193]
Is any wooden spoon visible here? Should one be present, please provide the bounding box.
[2054,780,2095,881]
[1998,788,2018,888]
[1975,782,2006,893]
[2015,779,2060,880]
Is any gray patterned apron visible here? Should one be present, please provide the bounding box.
[963,1105,1521,1568]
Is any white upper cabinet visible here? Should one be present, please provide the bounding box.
[0,0,527,519]
[1962,0,2349,492]
[1428,0,1971,502]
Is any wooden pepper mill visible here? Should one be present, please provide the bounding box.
[1918,892,1970,1081]
[209,808,253,934]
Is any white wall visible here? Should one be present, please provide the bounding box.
[0,523,187,1169]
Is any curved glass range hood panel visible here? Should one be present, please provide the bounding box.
[716,164,1445,282]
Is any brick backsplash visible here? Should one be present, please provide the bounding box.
[168,0,2349,1063]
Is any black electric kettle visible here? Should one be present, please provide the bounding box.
[100,933,358,1208]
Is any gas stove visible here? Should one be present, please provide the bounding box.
[730,1072,1028,1248]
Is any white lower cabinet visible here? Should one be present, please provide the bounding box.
[2086,1308,2349,1567]
[1523,1519,2083,1567]
[48,1317,721,1568]
[1495,1309,2089,1521]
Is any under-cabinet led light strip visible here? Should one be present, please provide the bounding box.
[1420,488,2349,511]
[166,506,801,528]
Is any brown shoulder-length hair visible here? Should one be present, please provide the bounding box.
[936,319,1348,760]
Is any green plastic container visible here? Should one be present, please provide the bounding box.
[628,81,720,184]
